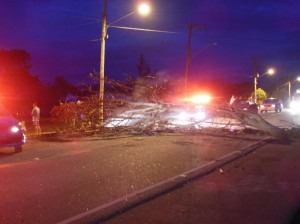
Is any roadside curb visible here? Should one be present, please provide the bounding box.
[57,137,273,224]
[25,131,57,140]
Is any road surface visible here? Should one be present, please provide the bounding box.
[0,109,299,224]
[0,133,265,224]
[260,108,300,129]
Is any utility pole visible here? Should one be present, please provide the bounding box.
[253,57,258,103]
[99,0,107,126]
[184,23,206,96]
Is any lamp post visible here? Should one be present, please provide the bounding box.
[254,68,275,103]
[99,1,151,126]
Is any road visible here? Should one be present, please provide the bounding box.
[0,109,299,224]
[106,136,300,224]
[103,110,300,224]
[260,108,300,129]
[0,133,267,224]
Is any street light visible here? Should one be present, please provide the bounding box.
[254,68,275,103]
[99,1,150,126]
[138,3,151,15]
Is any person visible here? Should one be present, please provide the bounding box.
[229,95,237,105]
[248,95,255,104]
[31,102,41,136]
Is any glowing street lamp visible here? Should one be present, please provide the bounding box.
[259,68,275,78]
[266,68,275,76]
[99,1,151,125]
[254,68,275,103]
[138,3,151,15]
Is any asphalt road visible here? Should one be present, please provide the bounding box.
[1,109,300,224]
[106,138,300,224]
[0,133,265,224]
[260,108,300,129]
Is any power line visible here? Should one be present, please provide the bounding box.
[193,33,300,45]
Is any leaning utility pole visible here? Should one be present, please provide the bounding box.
[184,23,206,96]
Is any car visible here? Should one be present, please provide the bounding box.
[231,99,259,113]
[0,105,26,153]
[260,98,283,113]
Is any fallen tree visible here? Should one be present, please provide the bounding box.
[51,77,296,140]
[227,106,288,140]
[105,102,289,140]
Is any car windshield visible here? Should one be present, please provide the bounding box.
[263,99,279,104]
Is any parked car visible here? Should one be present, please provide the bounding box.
[260,98,283,113]
[231,99,259,113]
[0,105,26,153]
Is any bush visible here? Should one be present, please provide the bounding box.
[50,100,100,133]
[50,95,127,134]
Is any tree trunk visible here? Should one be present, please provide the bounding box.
[231,108,288,140]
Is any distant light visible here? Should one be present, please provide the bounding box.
[190,94,211,104]
[138,3,151,15]
[195,111,206,120]
[178,112,188,120]
[267,68,275,75]
[179,94,211,104]
[290,100,300,114]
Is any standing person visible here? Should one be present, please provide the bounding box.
[31,102,41,136]
[229,95,236,105]
[248,95,255,104]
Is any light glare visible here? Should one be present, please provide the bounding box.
[138,3,151,15]
[190,95,211,104]
[11,126,20,133]
[267,68,275,75]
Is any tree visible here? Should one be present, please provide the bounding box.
[136,54,151,78]
[256,88,267,104]
[52,76,78,102]
[0,49,46,118]
[0,49,31,73]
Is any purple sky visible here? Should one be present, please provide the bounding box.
[1,0,300,87]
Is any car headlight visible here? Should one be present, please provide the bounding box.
[11,126,20,133]
[177,111,206,121]
[178,112,189,120]
[195,111,206,120]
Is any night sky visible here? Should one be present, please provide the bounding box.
[1,0,300,88]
